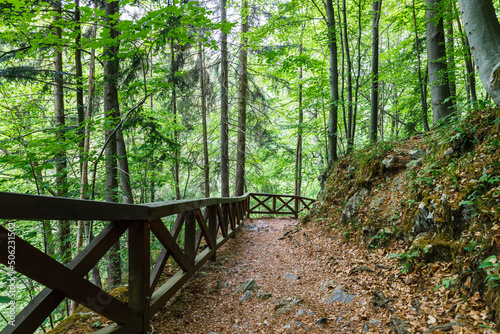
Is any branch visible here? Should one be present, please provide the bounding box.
[310,0,328,23]
[90,93,153,200]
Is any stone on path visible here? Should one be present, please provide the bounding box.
[239,290,253,302]
[315,317,328,328]
[323,285,355,304]
[234,278,259,294]
[391,315,410,334]
[283,273,300,281]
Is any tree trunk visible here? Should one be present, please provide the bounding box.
[81,10,101,289]
[53,0,71,266]
[199,41,210,198]
[455,7,477,103]
[71,0,85,313]
[446,2,456,111]
[171,37,181,200]
[117,129,134,204]
[370,0,381,143]
[235,0,248,197]
[103,0,121,289]
[426,0,453,124]
[352,0,363,149]
[220,0,230,197]
[457,0,500,106]
[325,0,339,163]
[412,0,430,131]
[342,0,354,153]
[295,42,303,198]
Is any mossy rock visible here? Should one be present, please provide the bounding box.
[46,285,129,334]
[45,307,91,334]
[422,243,455,263]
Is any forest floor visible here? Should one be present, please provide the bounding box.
[151,217,494,334]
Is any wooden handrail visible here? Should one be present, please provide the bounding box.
[0,191,314,333]
[248,193,315,218]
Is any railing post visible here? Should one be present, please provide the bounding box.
[229,203,236,237]
[245,197,250,218]
[207,205,218,261]
[129,220,151,334]
[294,197,299,219]
[273,195,276,214]
[184,211,196,266]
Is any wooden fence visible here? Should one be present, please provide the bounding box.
[0,191,314,333]
[248,193,315,218]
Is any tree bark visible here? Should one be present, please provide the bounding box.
[199,41,210,198]
[80,8,101,289]
[352,0,363,149]
[370,0,381,143]
[53,0,71,266]
[455,6,477,103]
[171,37,181,200]
[412,0,430,131]
[295,42,303,198]
[220,0,230,197]
[75,0,85,257]
[103,0,122,289]
[446,2,456,111]
[235,0,248,197]
[342,0,354,153]
[457,0,500,106]
[117,129,134,204]
[426,0,453,124]
[325,0,339,163]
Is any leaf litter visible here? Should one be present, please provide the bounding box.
[151,217,496,333]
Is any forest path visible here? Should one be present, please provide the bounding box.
[152,218,425,334]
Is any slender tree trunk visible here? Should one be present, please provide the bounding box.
[79,10,102,289]
[71,1,85,314]
[199,41,210,198]
[446,2,456,111]
[295,42,303,198]
[104,0,122,289]
[370,0,381,143]
[342,0,354,153]
[325,0,339,163]
[457,0,500,106]
[75,21,85,252]
[171,37,181,200]
[337,1,346,143]
[426,0,453,124]
[455,11,477,103]
[352,0,363,149]
[412,0,430,131]
[220,0,230,197]
[117,129,134,204]
[53,0,71,266]
[235,0,248,196]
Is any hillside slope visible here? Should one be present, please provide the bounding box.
[307,108,500,329]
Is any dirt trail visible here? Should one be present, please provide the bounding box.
[152,217,492,334]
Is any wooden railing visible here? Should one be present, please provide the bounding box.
[0,191,314,333]
[248,193,316,218]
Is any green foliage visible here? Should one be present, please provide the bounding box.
[390,250,421,274]
[433,277,456,291]
[478,255,500,288]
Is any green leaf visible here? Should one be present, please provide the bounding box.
[0,296,11,304]
[478,255,497,269]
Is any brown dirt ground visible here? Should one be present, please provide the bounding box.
[150,217,495,334]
